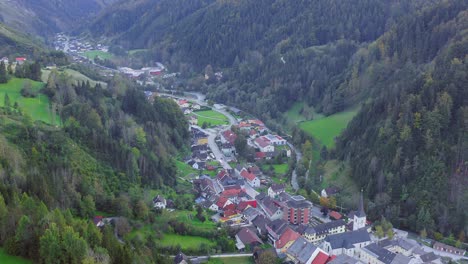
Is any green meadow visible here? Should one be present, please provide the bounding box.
[0,78,59,125]
[83,50,113,60]
[299,108,358,148]
[0,248,31,264]
[193,110,229,127]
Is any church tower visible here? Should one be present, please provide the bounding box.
[353,189,366,230]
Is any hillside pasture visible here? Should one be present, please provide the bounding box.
[0,78,59,125]
[299,108,358,148]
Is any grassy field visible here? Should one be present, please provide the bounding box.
[128,49,149,55]
[299,108,358,148]
[207,257,254,264]
[160,233,215,250]
[83,50,113,60]
[0,78,59,125]
[193,110,229,127]
[285,102,324,124]
[42,69,107,88]
[0,248,31,264]
[173,210,217,230]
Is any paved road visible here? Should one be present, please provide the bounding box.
[192,125,232,170]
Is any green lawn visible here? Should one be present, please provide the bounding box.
[299,108,358,148]
[160,233,215,250]
[42,69,107,88]
[0,78,59,125]
[0,248,31,264]
[272,164,288,174]
[128,49,149,55]
[193,110,229,127]
[286,102,324,124]
[207,256,254,264]
[83,50,113,60]
[173,210,217,230]
[175,160,217,178]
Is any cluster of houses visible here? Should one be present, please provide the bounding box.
[219,118,291,161]
[0,56,27,66]
[185,127,216,171]
[175,99,202,118]
[54,33,109,54]
[118,63,166,79]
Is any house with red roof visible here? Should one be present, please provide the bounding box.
[240,169,260,187]
[15,57,26,65]
[311,251,330,264]
[254,136,274,152]
[329,211,342,220]
[216,196,232,209]
[221,130,238,145]
[275,227,300,250]
[177,99,190,108]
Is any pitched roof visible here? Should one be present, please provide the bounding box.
[327,254,361,264]
[287,237,318,263]
[312,251,329,264]
[276,227,300,249]
[236,227,262,245]
[325,229,371,250]
[363,243,396,264]
[216,196,229,208]
[329,211,342,220]
[255,136,272,148]
[255,152,266,159]
[267,219,288,236]
[241,170,256,181]
[252,215,271,234]
[391,254,412,264]
[174,252,189,264]
[222,130,237,144]
[270,183,285,192]
[420,252,439,263]
[306,219,346,235]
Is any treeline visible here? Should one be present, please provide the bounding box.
[335,1,468,237]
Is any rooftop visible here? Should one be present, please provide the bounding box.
[325,229,371,249]
[363,243,396,264]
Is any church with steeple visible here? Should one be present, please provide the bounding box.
[352,190,366,231]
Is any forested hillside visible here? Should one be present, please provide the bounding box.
[89,0,445,119]
[0,67,189,262]
[0,0,118,36]
[335,1,468,236]
[0,23,44,55]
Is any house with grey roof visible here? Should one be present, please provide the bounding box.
[360,243,397,264]
[235,227,263,251]
[328,254,363,264]
[252,214,271,236]
[304,219,346,243]
[418,252,443,264]
[266,219,288,245]
[286,237,321,264]
[323,229,371,257]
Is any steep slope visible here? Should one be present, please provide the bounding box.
[335,1,468,235]
[89,0,445,118]
[0,22,44,55]
[0,0,119,37]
